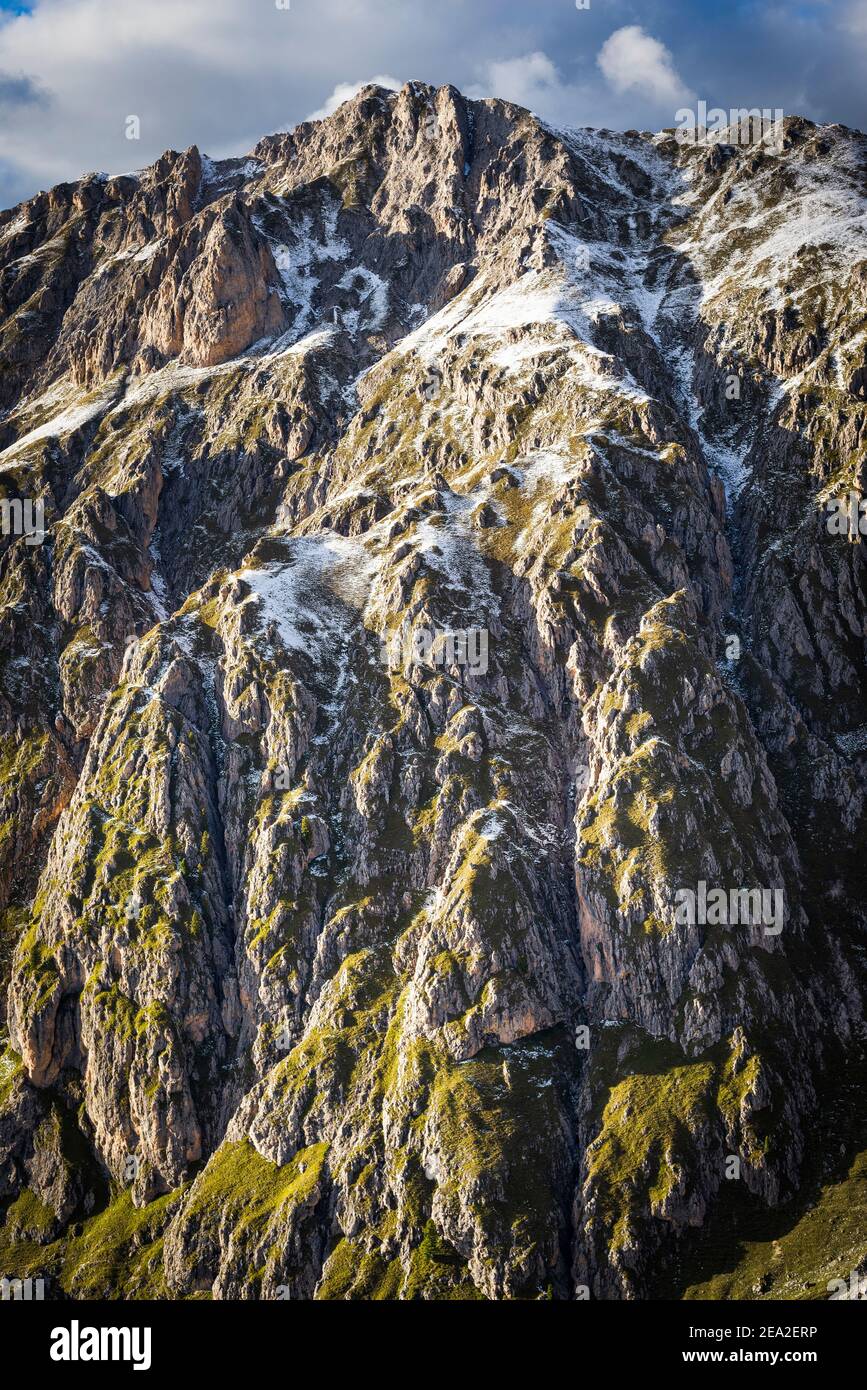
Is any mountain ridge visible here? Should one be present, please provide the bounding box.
[0,80,865,1300]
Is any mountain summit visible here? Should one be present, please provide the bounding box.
[0,81,865,1300]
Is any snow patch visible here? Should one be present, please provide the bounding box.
[0,383,119,464]
[335,265,389,334]
[238,534,379,661]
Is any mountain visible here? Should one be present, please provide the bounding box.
[0,81,865,1301]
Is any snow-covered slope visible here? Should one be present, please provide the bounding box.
[0,83,865,1302]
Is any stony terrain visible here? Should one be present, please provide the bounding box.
[0,81,865,1300]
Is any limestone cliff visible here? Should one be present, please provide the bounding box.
[0,83,864,1301]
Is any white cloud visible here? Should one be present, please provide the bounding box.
[469,52,560,112]
[843,0,867,36]
[0,0,411,206]
[0,0,862,210]
[466,52,595,128]
[467,33,694,133]
[307,74,402,122]
[597,25,694,108]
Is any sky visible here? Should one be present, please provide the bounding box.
[0,0,864,210]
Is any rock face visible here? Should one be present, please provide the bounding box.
[141,197,287,368]
[0,84,865,1300]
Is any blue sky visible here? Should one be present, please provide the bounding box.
[0,0,864,211]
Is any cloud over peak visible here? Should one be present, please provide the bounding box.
[307,74,402,122]
[597,25,694,108]
[0,0,862,212]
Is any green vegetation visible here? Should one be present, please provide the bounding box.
[173,1139,329,1296]
[0,1188,181,1299]
[317,1236,403,1299]
[59,624,105,688]
[183,1138,327,1230]
[317,1219,482,1300]
[0,731,50,787]
[680,1147,867,1301]
[586,1060,715,1253]
[15,924,60,1018]
[5,1187,56,1240]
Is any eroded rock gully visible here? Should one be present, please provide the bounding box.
[0,83,864,1300]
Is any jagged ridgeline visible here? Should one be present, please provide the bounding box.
[0,81,865,1301]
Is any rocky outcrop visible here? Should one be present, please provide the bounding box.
[0,85,864,1301]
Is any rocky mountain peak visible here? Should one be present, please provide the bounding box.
[0,82,864,1301]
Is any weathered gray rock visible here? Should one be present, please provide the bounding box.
[0,86,864,1302]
